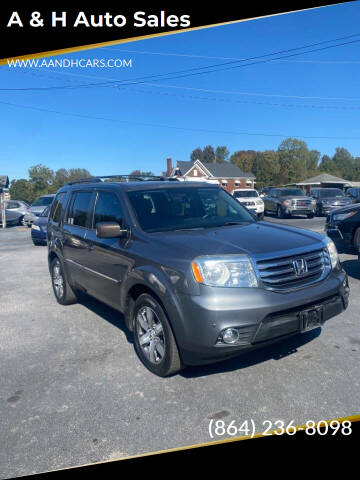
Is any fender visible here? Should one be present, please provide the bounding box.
[121,265,188,343]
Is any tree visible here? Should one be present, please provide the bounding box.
[230,150,258,174]
[202,145,216,163]
[190,148,203,163]
[332,147,354,179]
[28,164,54,194]
[252,151,280,190]
[215,146,229,164]
[9,178,35,203]
[129,170,155,177]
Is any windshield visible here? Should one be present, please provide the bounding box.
[319,189,344,198]
[233,190,258,198]
[127,187,255,233]
[278,189,305,197]
[32,196,54,207]
[40,206,50,217]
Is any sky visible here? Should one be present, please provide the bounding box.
[1,2,360,180]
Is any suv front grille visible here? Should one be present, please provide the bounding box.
[295,199,311,206]
[256,248,331,291]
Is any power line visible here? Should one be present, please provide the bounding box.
[108,47,360,64]
[1,99,360,140]
[2,33,360,92]
[14,66,360,102]
[113,85,360,110]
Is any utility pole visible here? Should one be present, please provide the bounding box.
[0,176,10,229]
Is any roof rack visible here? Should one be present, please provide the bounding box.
[66,175,179,186]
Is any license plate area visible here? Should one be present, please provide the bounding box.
[299,306,324,332]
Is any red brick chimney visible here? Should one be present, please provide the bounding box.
[166,157,172,176]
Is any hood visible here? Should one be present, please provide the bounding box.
[279,195,313,201]
[319,196,352,203]
[34,215,49,226]
[328,202,360,215]
[29,205,47,214]
[151,221,325,260]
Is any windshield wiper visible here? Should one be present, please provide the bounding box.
[221,221,250,226]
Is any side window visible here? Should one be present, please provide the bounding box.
[7,201,18,209]
[50,192,67,224]
[93,191,123,227]
[67,192,93,227]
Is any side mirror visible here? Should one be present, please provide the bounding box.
[96,221,128,238]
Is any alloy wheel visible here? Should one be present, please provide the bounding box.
[52,260,64,299]
[136,306,166,364]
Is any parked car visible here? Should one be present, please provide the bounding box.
[325,203,360,252]
[346,187,360,204]
[264,187,316,219]
[24,194,55,227]
[0,208,23,227]
[311,188,353,217]
[47,177,349,376]
[31,206,50,245]
[259,186,276,198]
[1,200,29,226]
[232,189,264,219]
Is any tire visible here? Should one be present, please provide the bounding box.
[258,212,264,220]
[353,227,360,252]
[277,206,287,219]
[315,205,322,217]
[50,257,78,305]
[133,293,182,377]
[307,213,314,219]
[18,216,26,226]
[32,239,45,246]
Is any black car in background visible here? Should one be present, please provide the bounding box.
[346,187,360,204]
[311,188,353,216]
[326,203,360,252]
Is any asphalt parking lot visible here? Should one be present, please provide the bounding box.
[1,216,359,477]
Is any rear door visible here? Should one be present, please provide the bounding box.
[83,189,132,309]
[62,190,95,289]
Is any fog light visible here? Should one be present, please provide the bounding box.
[222,328,240,344]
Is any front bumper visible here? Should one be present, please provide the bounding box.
[176,269,349,365]
[285,206,315,215]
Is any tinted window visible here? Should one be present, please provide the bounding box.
[67,192,92,227]
[127,187,254,233]
[32,196,54,206]
[233,190,258,198]
[41,206,50,217]
[93,191,123,227]
[278,189,305,197]
[50,192,67,224]
[319,189,344,198]
[7,201,19,209]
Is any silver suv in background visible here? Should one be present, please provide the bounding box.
[24,194,55,227]
[2,200,29,226]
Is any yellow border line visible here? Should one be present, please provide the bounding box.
[48,413,360,474]
[0,4,337,65]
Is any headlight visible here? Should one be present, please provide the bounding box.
[283,200,291,206]
[31,224,40,231]
[192,255,258,288]
[333,211,356,221]
[325,239,339,269]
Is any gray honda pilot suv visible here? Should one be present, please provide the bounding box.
[47,176,349,376]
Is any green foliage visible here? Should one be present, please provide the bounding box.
[189,138,360,189]
[215,146,229,164]
[9,165,91,203]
